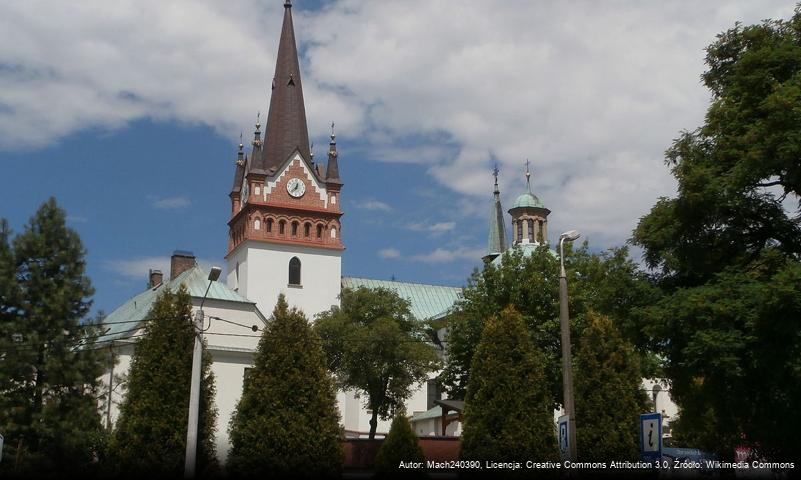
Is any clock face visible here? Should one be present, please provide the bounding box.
[286,177,306,198]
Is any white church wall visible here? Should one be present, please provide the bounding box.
[229,240,341,321]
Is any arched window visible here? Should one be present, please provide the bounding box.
[330,226,337,239]
[304,222,311,238]
[266,218,273,233]
[291,221,299,237]
[316,224,323,239]
[527,219,534,242]
[254,218,261,230]
[288,257,301,286]
[538,220,545,243]
[279,220,285,235]
[517,221,523,243]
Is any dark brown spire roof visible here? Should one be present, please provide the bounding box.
[326,127,342,184]
[253,1,312,176]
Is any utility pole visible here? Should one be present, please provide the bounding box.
[559,230,580,462]
[183,309,203,478]
[106,341,115,430]
[184,266,220,478]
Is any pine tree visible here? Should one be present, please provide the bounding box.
[460,306,558,463]
[374,413,427,479]
[574,311,649,462]
[227,294,342,477]
[0,199,106,476]
[108,285,218,477]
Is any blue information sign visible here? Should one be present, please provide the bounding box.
[640,412,662,461]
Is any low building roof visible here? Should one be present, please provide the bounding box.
[342,276,462,321]
[101,265,255,341]
[410,406,460,423]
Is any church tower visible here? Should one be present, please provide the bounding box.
[226,0,343,317]
[483,166,508,263]
[509,161,550,245]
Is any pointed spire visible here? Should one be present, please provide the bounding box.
[258,0,311,174]
[484,166,508,262]
[252,112,262,146]
[326,121,342,184]
[525,159,532,193]
[237,132,245,166]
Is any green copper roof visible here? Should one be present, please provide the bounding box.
[511,192,545,209]
[101,265,253,341]
[487,195,508,257]
[342,276,462,321]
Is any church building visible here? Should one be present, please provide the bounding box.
[100,0,679,464]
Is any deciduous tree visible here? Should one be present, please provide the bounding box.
[632,9,801,460]
[315,287,441,439]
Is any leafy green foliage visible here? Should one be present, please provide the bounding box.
[0,198,106,476]
[641,252,801,459]
[632,9,801,460]
[108,285,218,477]
[574,312,649,462]
[315,287,441,439]
[443,244,658,404]
[460,306,558,462]
[374,413,427,479]
[227,294,342,477]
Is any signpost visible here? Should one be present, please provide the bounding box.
[640,412,663,462]
[558,415,570,461]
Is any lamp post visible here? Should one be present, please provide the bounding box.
[184,266,222,478]
[559,230,580,462]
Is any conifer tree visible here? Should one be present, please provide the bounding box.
[374,413,427,479]
[460,306,558,463]
[108,285,217,477]
[574,311,648,462]
[0,199,106,475]
[227,294,342,477]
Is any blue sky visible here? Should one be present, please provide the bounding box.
[1,0,795,314]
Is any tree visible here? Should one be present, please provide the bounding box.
[315,287,441,439]
[632,9,801,461]
[574,311,649,462]
[374,413,427,479]
[460,306,557,462]
[107,285,218,477]
[0,198,106,476]
[227,294,342,477]
[442,244,658,404]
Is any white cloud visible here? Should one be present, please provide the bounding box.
[357,199,393,212]
[378,248,400,259]
[103,255,217,281]
[148,195,191,210]
[406,221,455,236]
[410,246,485,264]
[1,0,795,250]
[103,256,171,281]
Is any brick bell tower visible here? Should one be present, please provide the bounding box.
[226,0,344,318]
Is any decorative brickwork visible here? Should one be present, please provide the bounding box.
[229,156,343,253]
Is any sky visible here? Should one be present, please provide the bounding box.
[0,0,796,315]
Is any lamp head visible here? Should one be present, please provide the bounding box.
[208,266,222,282]
[560,230,581,242]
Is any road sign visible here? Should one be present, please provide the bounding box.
[558,415,570,460]
[640,412,662,461]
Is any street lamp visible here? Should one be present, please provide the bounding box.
[184,266,221,478]
[559,230,580,462]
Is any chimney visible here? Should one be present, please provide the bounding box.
[170,250,196,280]
[148,269,163,288]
